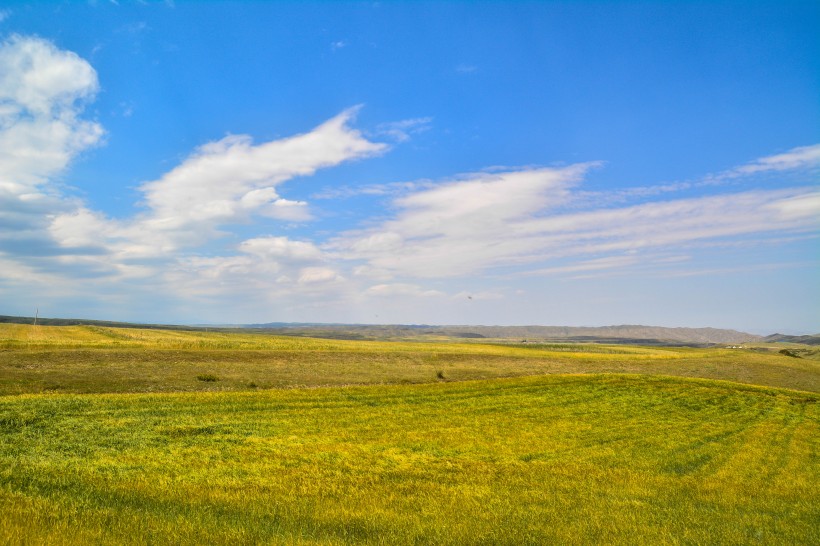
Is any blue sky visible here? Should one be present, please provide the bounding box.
[0,1,818,333]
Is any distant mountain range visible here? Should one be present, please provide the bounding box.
[3,314,817,346]
[763,333,820,346]
[237,323,765,345]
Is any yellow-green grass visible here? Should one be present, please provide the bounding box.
[1,375,817,544]
[0,323,680,354]
[2,324,819,394]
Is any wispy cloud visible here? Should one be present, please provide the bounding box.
[655,261,817,279]
[520,255,641,277]
[117,21,148,35]
[456,64,477,74]
[330,163,599,277]
[313,180,435,200]
[332,164,820,279]
[366,283,444,298]
[575,144,820,208]
[373,116,432,143]
[726,144,820,177]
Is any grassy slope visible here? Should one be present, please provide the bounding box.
[1,324,818,394]
[1,324,818,544]
[0,375,817,545]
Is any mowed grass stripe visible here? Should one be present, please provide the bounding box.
[1,375,817,545]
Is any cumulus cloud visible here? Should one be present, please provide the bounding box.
[48,207,112,249]
[298,266,342,285]
[0,35,102,193]
[239,236,324,261]
[151,233,340,303]
[0,35,104,274]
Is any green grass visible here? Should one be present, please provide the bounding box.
[2,324,818,394]
[1,324,818,543]
[0,375,817,544]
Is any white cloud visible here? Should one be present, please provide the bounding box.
[764,191,820,220]
[332,163,597,277]
[375,117,433,143]
[366,283,444,298]
[134,107,386,248]
[655,261,812,279]
[48,207,112,248]
[298,266,342,285]
[0,36,391,305]
[578,143,820,207]
[0,35,109,290]
[313,180,434,200]
[0,35,97,115]
[351,264,394,281]
[0,251,59,285]
[333,164,820,280]
[0,35,102,192]
[42,106,388,263]
[158,234,341,301]
[239,236,324,262]
[731,144,820,176]
[522,255,641,277]
[690,143,820,187]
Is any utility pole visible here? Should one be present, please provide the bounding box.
[33,307,38,327]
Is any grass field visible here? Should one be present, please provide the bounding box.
[1,324,818,394]
[1,324,818,544]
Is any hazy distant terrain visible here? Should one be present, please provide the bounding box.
[240,323,765,345]
[0,315,775,345]
[764,333,820,345]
